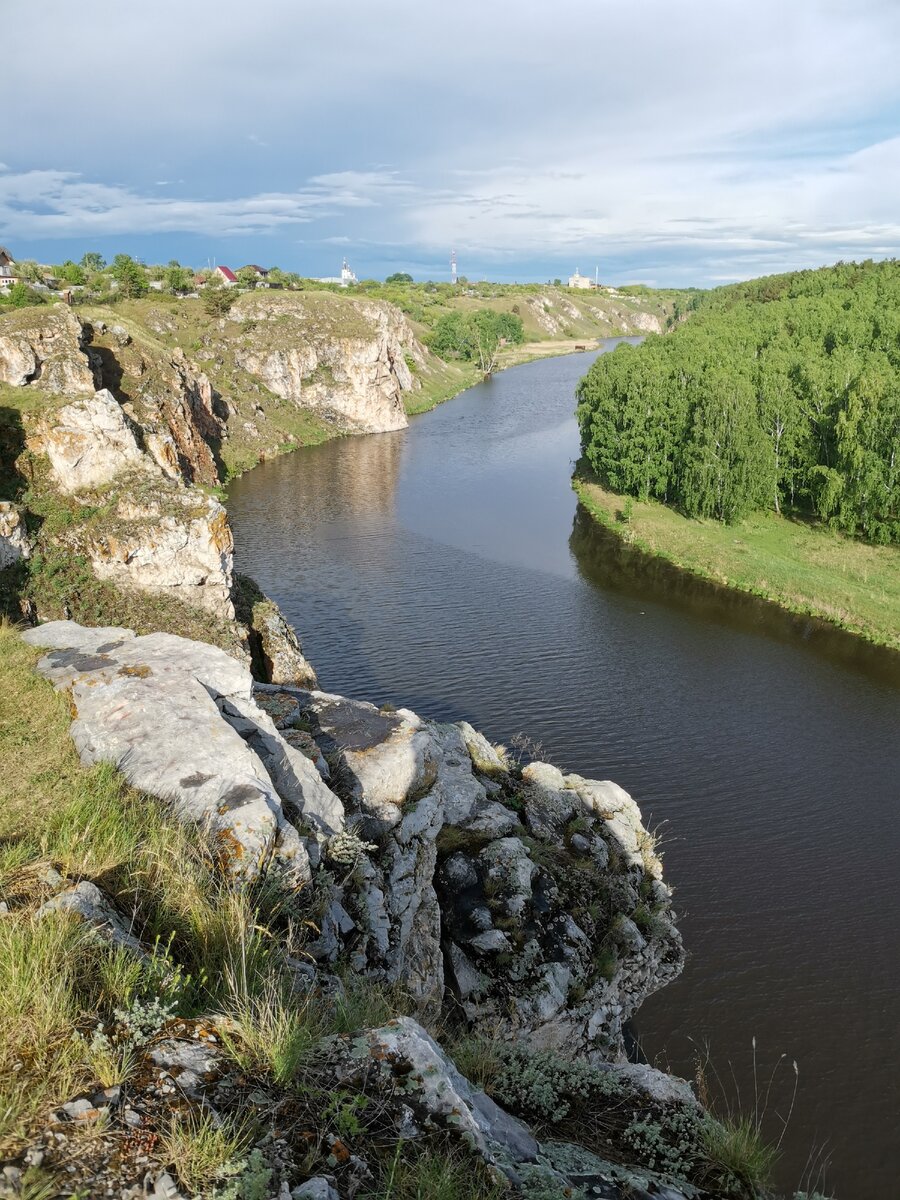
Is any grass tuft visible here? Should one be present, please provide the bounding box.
[161,1110,252,1194]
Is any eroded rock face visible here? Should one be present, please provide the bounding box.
[0,501,31,569]
[255,683,683,1058]
[82,486,236,619]
[125,347,224,487]
[231,293,424,433]
[0,305,96,393]
[37,388,146,493]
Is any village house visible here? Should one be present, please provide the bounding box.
[0,246,20,289]
[214,266,239,287]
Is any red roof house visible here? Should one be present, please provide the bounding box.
[215,266,238,286]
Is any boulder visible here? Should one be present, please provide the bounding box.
[36,879,151,963]
[325,1017,540,1176]
[21,622,313,884]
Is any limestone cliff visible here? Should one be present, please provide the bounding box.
[0,305,97,393]
[0,304,320,666]
[229,292,423,433]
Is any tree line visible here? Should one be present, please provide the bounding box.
[576,259,900,543]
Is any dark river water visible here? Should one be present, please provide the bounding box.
[228,346,900,1199]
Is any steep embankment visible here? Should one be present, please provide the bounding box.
[0,297,427,658]
[0,616,779,1200]
[77,291,429,476]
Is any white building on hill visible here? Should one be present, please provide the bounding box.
[0,246,20,289]
[567,267,597,289]
[318,258,358,287]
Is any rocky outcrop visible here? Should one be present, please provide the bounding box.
[36,388,146,493]
[618,308,663,334]
[285,688,682,1057]
[233,573,318,687]
[88,326,225,487]
[21,622,311,884]
[23,620,682,1065]
[230,293,424,433]
[81,483,236,619]
[0,304,96,393]
[0,501,31,569]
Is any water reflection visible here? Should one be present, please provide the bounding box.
[568,505,900,687]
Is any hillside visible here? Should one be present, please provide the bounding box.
[0,282,678,645]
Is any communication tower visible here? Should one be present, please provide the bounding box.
[450,249,457,285]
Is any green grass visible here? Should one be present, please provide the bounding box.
[364,1143,503,1200]
[574,466,900,651]
[0,623,276,1152]
[0,545,246,656]
[702,1115,780,1197]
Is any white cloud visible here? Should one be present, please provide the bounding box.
[0,170,413,238]
[3,0,900,281]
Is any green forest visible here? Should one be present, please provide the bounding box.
[576,260,900,543]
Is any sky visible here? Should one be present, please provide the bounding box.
[2,0,900,287]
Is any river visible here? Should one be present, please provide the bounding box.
[228,344,900,1198]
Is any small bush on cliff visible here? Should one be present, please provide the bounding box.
[489,1044,622,1126]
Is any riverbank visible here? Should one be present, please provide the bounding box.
[402,339,605,419]
[573,465,900,652]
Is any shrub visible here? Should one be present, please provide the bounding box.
[489,1044,620,1125]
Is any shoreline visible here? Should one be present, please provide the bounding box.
[572,467,900,657]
